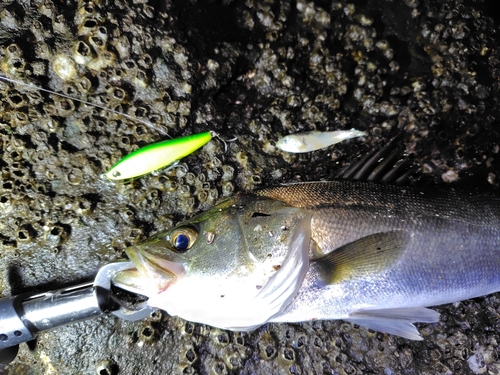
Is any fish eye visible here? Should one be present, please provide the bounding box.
[168,226,198,252]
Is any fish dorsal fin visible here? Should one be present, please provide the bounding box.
[314,231,407,284]
[346,307,440,340]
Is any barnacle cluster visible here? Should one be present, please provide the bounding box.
[0,0,238,259]
[236,0,500,183]
[1,0,500,374]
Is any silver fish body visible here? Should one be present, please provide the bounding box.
[114,180,500,339]
[276,129,366,153]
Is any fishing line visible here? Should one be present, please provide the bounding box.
[0,75,169,136]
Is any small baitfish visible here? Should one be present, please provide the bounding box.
[276,129,367,153]
[113,180,500,340]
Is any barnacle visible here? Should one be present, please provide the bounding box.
[184,172,196,185]
[93,26,108,47]
[177,184,191,197]
[146,189,160,204]
[164,180,178,192]
[127,227,143,241]
[130,67,147,87]
[132,106,149,120]
[73,39,95,66]
[10,111,29,127]
[2,0,500,373]
[196,189,208,203]
[66,168,84,185]
[53,97,76,116]
[74,198,91,215]
[179,197,195,214]
[137,323,159,344]
[1,44,26,75]
[87,50,116,71]
[207,188,218,202]
[31,61,47,77]
[105,85,128,104]
[95,359,118,375]
[138,54,153,70]
[113,36,132,60]
[221,165,234,181]
[220,180,234,196]
[5,90,26,108]
[45,225,68,246]
[52,54,77,81]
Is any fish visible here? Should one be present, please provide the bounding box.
[105,131,213,180]
[276,129,367,153]
[113,179,500,340]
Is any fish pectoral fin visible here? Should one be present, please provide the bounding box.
[346,307,440,341]
[314,230,408,284]
[256,215,311,318]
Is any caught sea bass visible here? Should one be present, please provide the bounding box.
[114,180,500,340]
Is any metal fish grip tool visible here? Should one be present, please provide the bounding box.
[0,261,155,364]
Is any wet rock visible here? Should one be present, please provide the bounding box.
[1,0,500,374]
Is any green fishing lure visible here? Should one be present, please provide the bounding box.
[105,131,213,180]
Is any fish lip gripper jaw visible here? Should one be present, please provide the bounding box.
[0,261,155,364]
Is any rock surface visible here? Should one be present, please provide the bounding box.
[1,0,500,374]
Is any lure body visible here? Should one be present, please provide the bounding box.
[276,129,366,153]
[105,131,212,180]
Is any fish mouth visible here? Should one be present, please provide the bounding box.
[124,245,186,293]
